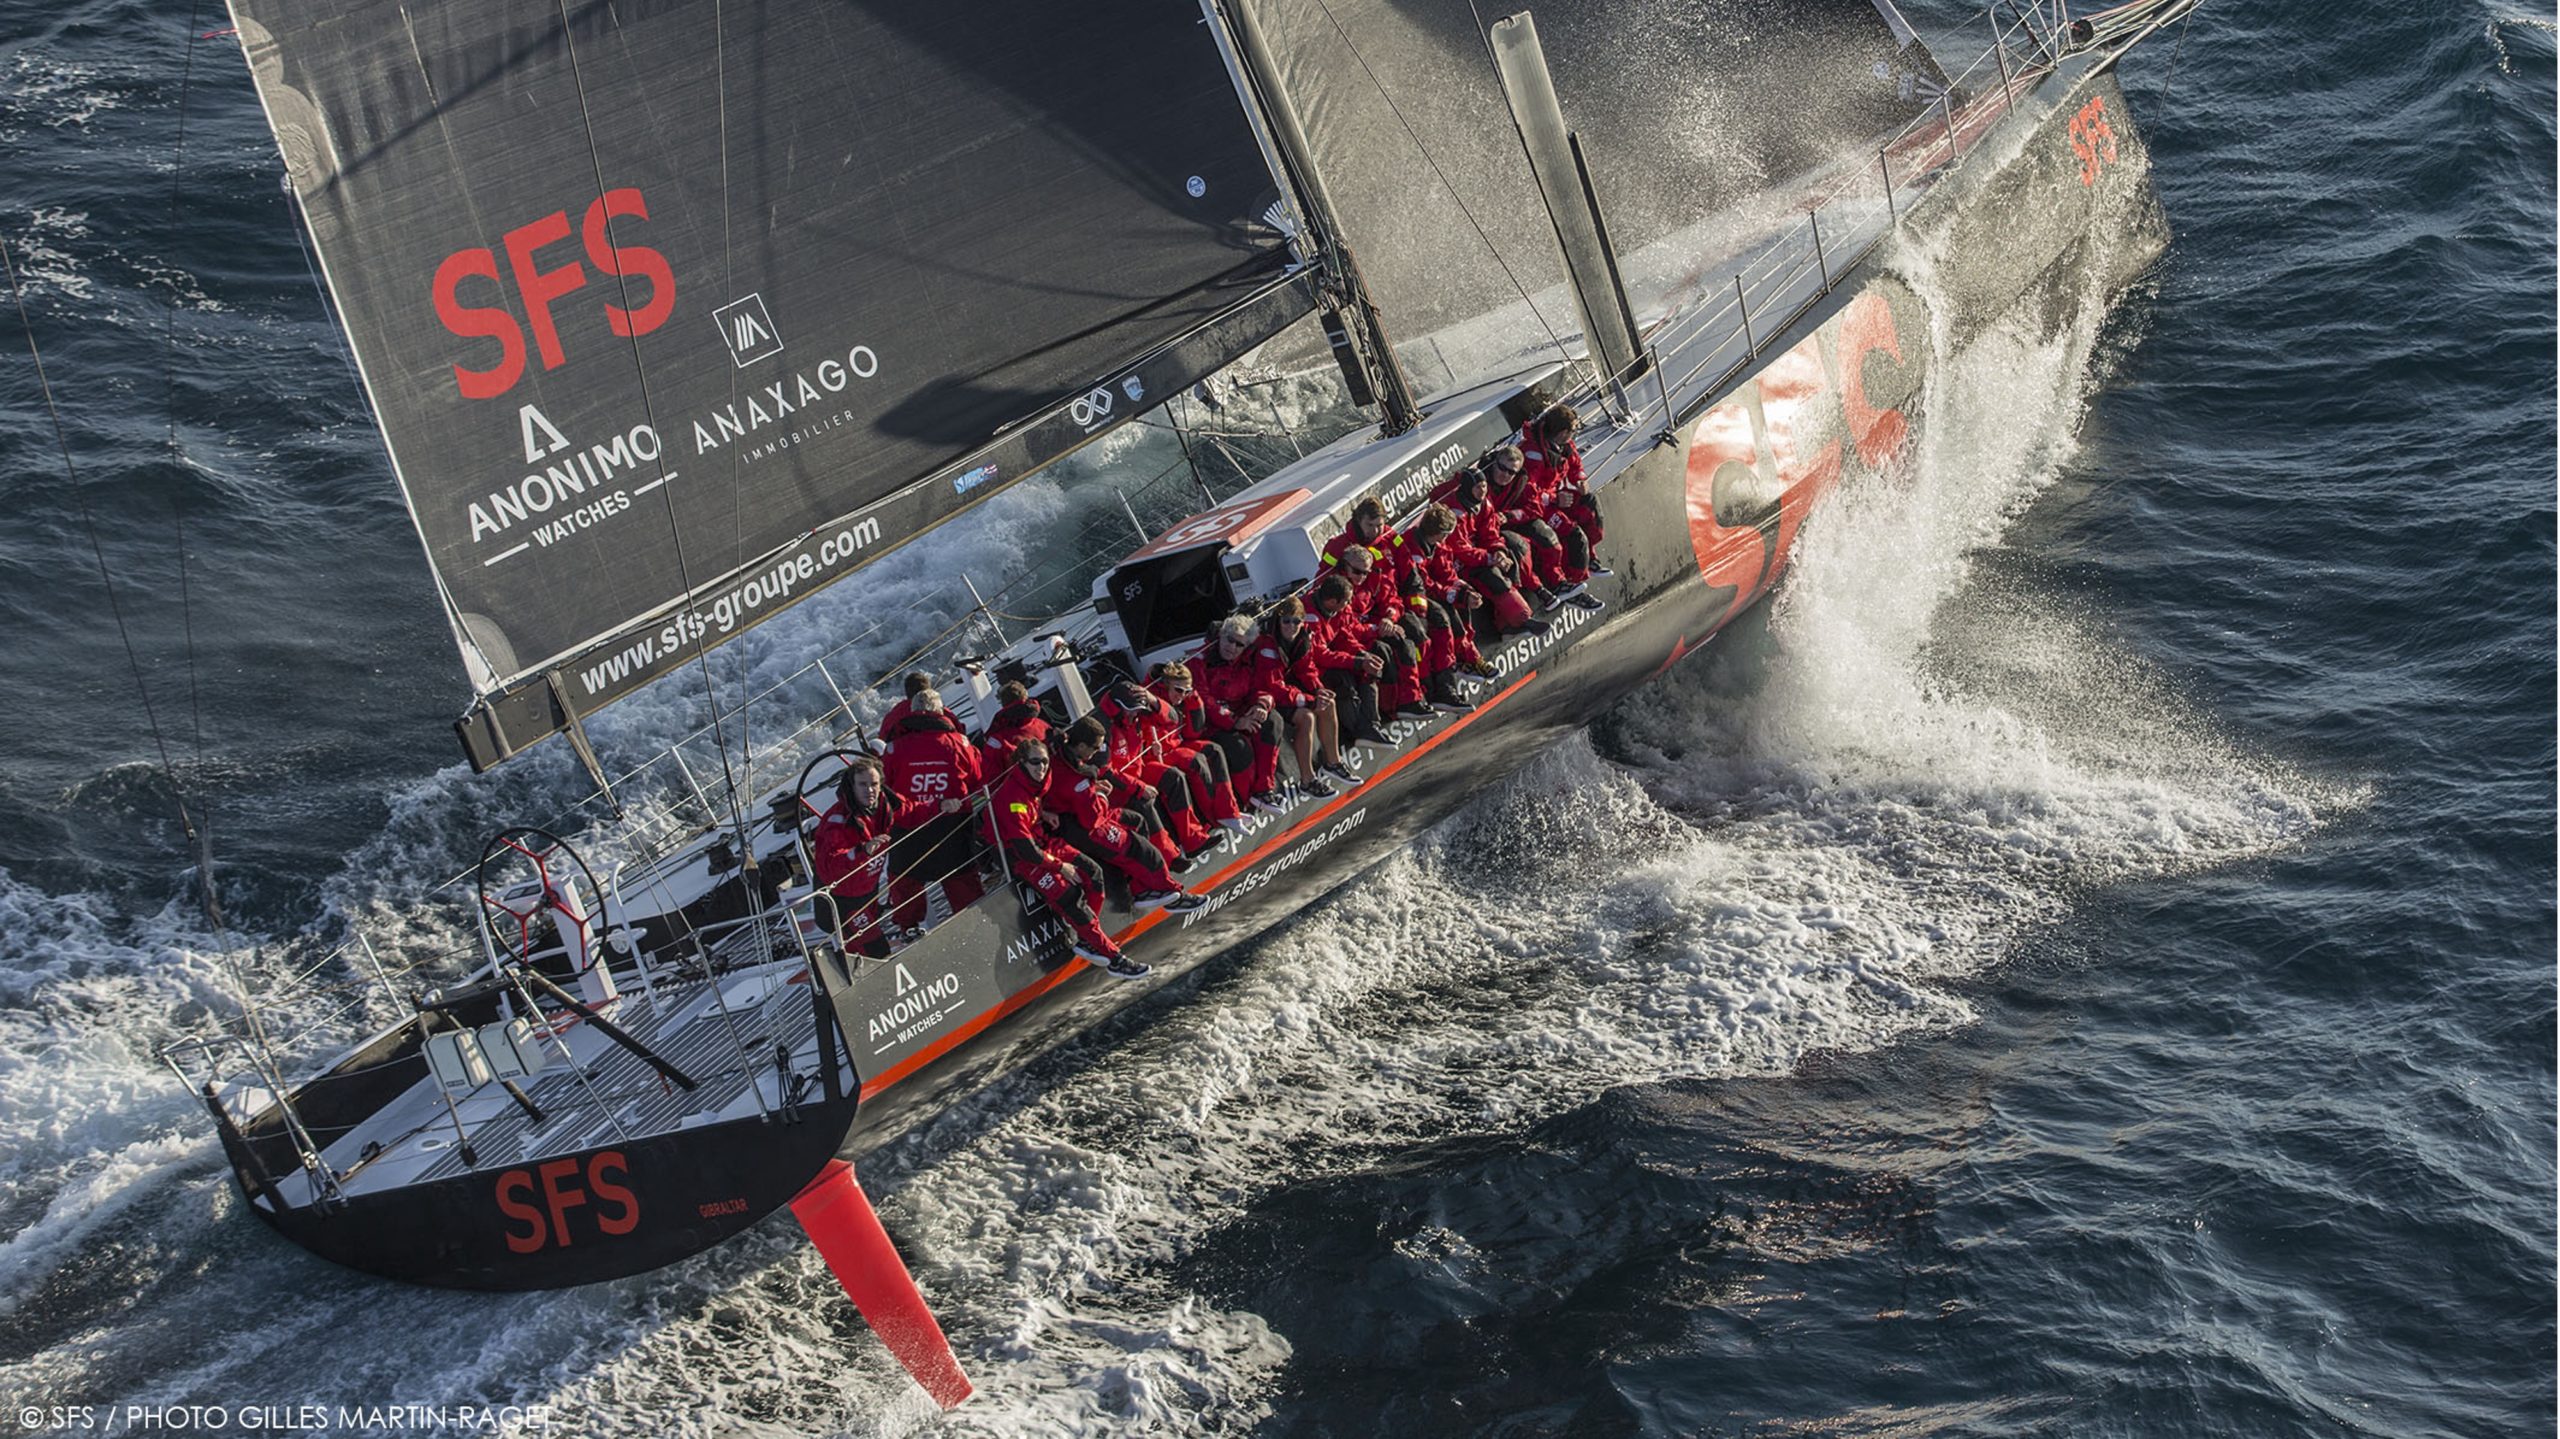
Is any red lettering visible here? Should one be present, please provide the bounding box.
[1839,291,1910,471]
[495,1170,546,1254]
[502,211,586,373]
[583,189,676,338]
[588,1151,640,1236]
[432,248,525,401]
[537,1157,588,1248]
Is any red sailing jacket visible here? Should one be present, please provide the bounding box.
[1320,526,1389,575]
[1305,607,1376,674]
[984,764,1062,871]
[1519,425,1587,503]
[1192,640,1288,719]
[979,701,1050,768]
[810,793,918,899]
[883,712,984,818]
[1043,762,1123,833]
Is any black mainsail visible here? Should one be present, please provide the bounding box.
[232,0,1318,768]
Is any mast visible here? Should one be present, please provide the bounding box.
[1487,12,1647,400]
[1209,0,1424,436]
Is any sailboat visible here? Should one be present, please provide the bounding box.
[162,0,2196,1406]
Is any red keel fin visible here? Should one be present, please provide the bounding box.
[790,1160,975,1410]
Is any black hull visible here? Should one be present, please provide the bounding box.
[245,58,2167,1292]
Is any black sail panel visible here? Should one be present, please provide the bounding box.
[230,0,1301,758]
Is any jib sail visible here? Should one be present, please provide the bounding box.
[228,0,1314,768]
[1236,0,1950,361]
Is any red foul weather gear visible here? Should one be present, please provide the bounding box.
[979,700,1050,769]
[1429,474,1537,628]
[1520,426,1599,581]
[1145,678,1248,824]
[1388,532,1486,668]
[1045,763,1181,893]
[883,711,984,809]
[986,768,1119,958]
[1190,643,1285,797]
[1100,690,1218,852]
[811,791,921,956]
[1306,606,1389,740]
[881,712,987,929]
[1489,470,1577,591]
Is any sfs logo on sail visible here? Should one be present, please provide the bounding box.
[432,186,676,400]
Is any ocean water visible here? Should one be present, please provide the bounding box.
[0,1,2550,1436]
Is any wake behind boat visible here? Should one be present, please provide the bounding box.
[153,0,2195,1406]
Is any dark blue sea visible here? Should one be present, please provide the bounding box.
[0,1,2549,1435]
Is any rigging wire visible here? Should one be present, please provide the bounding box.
[2,235,196,845]
[161,0,209,775]
[547,0,754,845]
[1312,0,1571,362]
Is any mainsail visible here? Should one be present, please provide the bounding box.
[1239,0,1951,352]
[231,0,1316,768]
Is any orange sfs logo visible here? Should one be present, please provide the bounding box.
[2069,96,2119,186]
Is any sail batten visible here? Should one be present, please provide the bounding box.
[230,0,1307,764]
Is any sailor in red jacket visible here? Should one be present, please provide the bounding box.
[1190,614,1289,811]
[1098,680,1223,855]
[880,688,988,931]
[1306,575,1393,745]
[1434,463,1547,636]
[1521,403,1608,584]
[1046,719,1202,907]
[1265,598,1359,785]
[875,670,933,743]
[1319,496,1393,577]
[1146,661,1249,831]
[1393,557,1472,714]
[978,680,1050,768]
[1389,504,1492,694]
[1483,442,1575,602]
[985,741,1145,979]
[807,756,917,958]
[1334,543,1428,717]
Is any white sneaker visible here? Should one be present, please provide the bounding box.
[1248,791,1289,816]
[1215,815,1249,833]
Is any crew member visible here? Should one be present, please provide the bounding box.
[1097,680,1222,856]
[986,740,1146,979]
[1334,545,1428,718]
[1190,615,1289,813]
[876,671,934,741]
[979,680,1049,765]
[1486,443,1594,608]
[1306,575,1393,745]
[881,688,987,931]
[1436,463,1547,638]
[1264,598,1358,787]
[1047,719,1196,908]
[1147,661,1250,832]
[807,756,915,958]
[1521,403,1608,582]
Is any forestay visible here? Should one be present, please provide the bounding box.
[230,0,1314,766]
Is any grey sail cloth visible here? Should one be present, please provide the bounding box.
[233,0,1301,739]
[1239,0,1950,357]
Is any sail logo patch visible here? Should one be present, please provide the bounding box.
[1069,387,1116,430]
[715,295,785,367]
[431,187,674,401]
